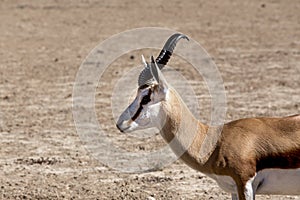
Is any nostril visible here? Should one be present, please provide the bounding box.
[116,124,124,133]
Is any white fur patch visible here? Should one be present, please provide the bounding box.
[254,168,300,195]
[244,175,255,199]
[207,168,300,196]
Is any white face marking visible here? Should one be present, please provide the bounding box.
[117,84,167,133]
[148,102,166,130]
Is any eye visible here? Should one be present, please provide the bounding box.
[141,94,151,105]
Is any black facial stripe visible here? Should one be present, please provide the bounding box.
[141,92,151,105]
[131,89,152,121]
[131,106,143,121]
[138,84,150,90]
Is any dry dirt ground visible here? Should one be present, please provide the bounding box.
[0,0,300,199]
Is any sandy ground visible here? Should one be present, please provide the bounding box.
[0,0,300,199]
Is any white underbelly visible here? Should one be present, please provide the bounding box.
[208,168,300,195]
[255,168,300,195]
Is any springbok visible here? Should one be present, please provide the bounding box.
[116,33,300,200]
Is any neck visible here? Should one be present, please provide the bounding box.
[160,88,218,172]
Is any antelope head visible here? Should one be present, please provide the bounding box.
[116,33,189,133]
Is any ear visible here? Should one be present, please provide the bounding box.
[150,56,169,90]
[141,55,147,67]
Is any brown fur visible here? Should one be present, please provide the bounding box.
[159,88,300,200]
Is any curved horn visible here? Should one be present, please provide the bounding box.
[138,33,189,86]
[155,33,189,66]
